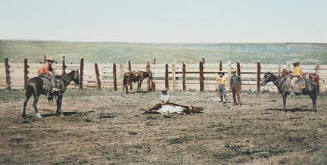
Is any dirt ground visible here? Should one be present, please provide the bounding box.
[0,89,326,164]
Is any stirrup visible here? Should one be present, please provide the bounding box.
[53,88,60,92]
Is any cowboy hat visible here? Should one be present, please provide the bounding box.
[231,68,236,73]
[292,59,300,64]
[46,57,55,62]
[217,71,225,75]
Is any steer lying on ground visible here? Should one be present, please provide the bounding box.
[144,102,203,114]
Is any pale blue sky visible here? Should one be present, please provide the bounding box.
[0,0,326,43]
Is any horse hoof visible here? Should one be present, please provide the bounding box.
[35,113,42,118]
[57,113,64,117]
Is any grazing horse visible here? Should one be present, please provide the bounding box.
[23,70,80,118]
[123,71,152,93]
[261,72,318,112]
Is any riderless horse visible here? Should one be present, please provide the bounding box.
[23,70,80,118]
[123,71,153,93]
[261,71,318,112]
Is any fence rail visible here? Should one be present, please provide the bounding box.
[1,57,327,93]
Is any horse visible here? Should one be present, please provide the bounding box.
[123,71,152,93]
[23,70,80,118]
[261,72,318,112]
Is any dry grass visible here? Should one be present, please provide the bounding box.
[0,89,326,164]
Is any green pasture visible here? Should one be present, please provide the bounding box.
[0,40,326,64]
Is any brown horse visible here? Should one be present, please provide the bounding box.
[123,71,153,93]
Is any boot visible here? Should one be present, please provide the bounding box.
[219,96,223,103]
[233,97,237,105]
[223,96,228,104]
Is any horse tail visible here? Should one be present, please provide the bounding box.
[24,81,37,97]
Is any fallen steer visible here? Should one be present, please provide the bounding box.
[144,102,203,114]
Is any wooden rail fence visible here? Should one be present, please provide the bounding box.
[1,57,327,93]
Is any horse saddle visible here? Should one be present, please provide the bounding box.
[39,76,65,94]
[295,78,306,89]
[39,77,52,92]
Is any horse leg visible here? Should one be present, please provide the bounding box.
[56,95,63,116]
[136,82,139,92]
[22,92,32,118]
[310,94,317,112]
[236,86,241,106]
[138,81,143,92]
[124,84,129,94]
[282,95,287,112]
[126,85,129,94]
[33,94,41,118]
[232,87,237,105]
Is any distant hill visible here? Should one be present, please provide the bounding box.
[0,40,326,64]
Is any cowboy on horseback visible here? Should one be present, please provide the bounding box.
[38,58,60,93]
[290,60,302,94]
[216,71,228,104]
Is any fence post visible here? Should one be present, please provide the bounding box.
[257,62,261,93]
[5,58,11,90]
[119,64,124,90]
[95,63,101,89]
[62,56,66,75]
[219,60,222,71]
[182,63,186,91]
[228,62,232,90]
[79,58,84,89]
[199,61,204,91]
[202,57,205,64]
[24,58,29,88]
[153,58,156,64]
[237,61,241,77]
[172,63,176,91]
[165,64,169,90]
[146,61,151,92]
[113,63,117,91]
[315,61,320,95]
[128,61,132,90]
[278,63,281,77]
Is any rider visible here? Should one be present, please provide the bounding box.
[291,60,302,93]
[216,71,228,104]
[38,58,60,92]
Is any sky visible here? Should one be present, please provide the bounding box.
[0,0,326,43]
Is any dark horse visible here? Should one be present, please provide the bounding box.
[261,72,318,112]
[23,70,80,118]
[123,71,152,93]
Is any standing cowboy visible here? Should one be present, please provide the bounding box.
[230,69,241,106]
[38,58,60,92]
[291,60,302,94]
[216,71,228,103]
